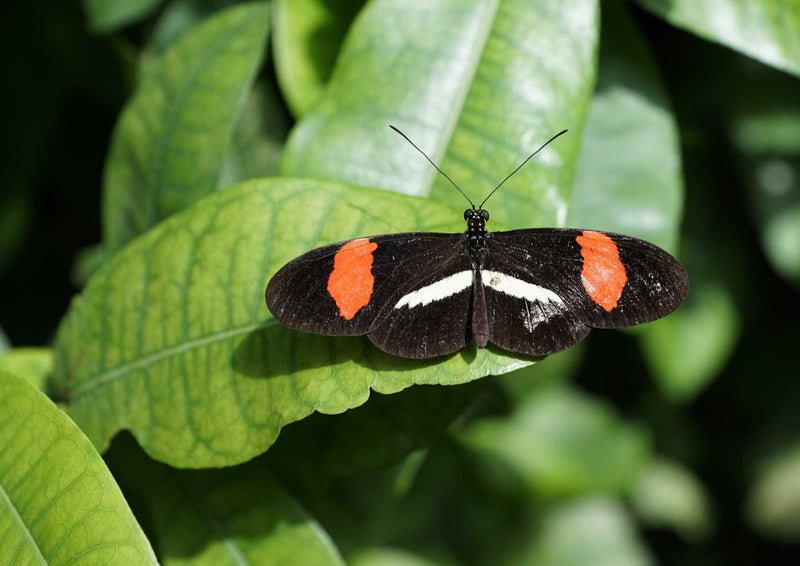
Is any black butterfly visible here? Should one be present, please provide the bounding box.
[266,127,687,359]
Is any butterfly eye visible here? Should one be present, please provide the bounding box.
[480,210,489,221]
[463,209,472,220]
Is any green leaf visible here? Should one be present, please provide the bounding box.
[83,0,163,33]
[217,78,292,187]
[106,434,345,565]
[270,382,481,483]
[569,0,682,253]
[71,243,107,288]
[102,2,270,253]
[634,0,800,78]
[273,0,365,117]
[0,348,53,392]
[147,0,238,56]
[745,443,800,540]
[462,386,650,497]
[0,371,157,565]
[281,0,599,229]
[509,498,653,566]
[631,459,714,541]
[54,179,534,468]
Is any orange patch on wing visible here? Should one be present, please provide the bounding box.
[576,231,627,312]
[327,238,379,320]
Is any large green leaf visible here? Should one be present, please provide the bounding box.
[0,348,52,392]
[103,2,270,253]
[106,435,345,565]
[54,179,532,468]
[282,0,599,229]
[634,0,800,78]
[272,0,365,117]
[82,0,163,33]
[146,0,238,56]
[0,372,157,565]
[569,0,682,253]
[462,386,650,497]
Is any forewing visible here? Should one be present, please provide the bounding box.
[265,232,465,337]
[488,228,688,329]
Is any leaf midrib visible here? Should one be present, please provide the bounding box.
[71,321,276,398]
[0,480,47,565]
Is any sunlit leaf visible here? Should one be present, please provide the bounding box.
[0,372,157,565]
[82,0,163,33]
[634,0,800,77]
[272,0,365,117]
[569,0,682,253]
[0,348,52,392]
[103,2,270,253]
[462,386,650,497]
[106,434,346,565]
[632,459,714,541]
[55,179,533,468]
[282,0,599,229]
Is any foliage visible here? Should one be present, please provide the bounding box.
[1,0,799,563]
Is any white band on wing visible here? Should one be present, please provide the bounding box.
[481,270,563,304]
[394,270,473,309]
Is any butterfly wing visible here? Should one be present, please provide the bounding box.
[266,232,472,357]
[483,228,687,355]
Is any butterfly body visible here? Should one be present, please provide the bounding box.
[265,208,688,359]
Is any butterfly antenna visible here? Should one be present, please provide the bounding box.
[389,125,475,209]
[478,129,568,210]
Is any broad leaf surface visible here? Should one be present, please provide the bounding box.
[55,179,533,468]
[102,2,270,253]
[632,459,714,541]
[282,0,599,229]
[82,0,162,33]
[273,0,365,117]
[0,372,157,565]
[107,435,345,565]
[0,348,52,392]
[635,0,800,77]
[569,0,682,253]
[462,386,650,497]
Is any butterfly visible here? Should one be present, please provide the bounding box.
[265,127,687,359]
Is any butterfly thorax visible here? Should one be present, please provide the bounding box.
[464,209,489,262]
